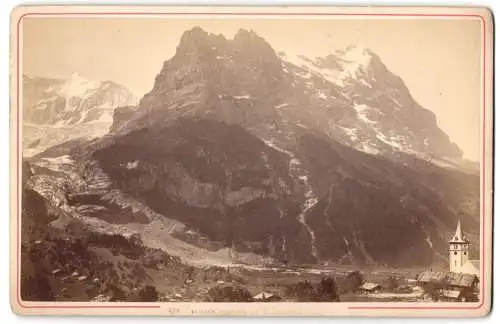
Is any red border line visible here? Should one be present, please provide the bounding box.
[15,11,488,311]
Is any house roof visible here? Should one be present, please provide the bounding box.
[417,271,478,288]
[441,290,461,299]
[459,260,480,276]
[418,271,448,283]
[359,282,381,291]
[447,272,478,287]
[469,260,480,270]
[253,292,278,300]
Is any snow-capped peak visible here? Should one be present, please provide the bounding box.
[58,72,101,99]
[280,46,374,88]
[69,72,85,80]
[334,45,373,65]
[331,45,374,81]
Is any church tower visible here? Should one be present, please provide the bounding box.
[449,220,470,273]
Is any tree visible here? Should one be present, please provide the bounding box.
[138,285,159,302]
[385,276,399,292]
[316,276,340,302]
[293,280,316,302]
[343,271,364,293]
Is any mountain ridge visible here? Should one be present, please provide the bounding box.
[22,73,138,157]
[22,27,480,268]
[113,27,464,166]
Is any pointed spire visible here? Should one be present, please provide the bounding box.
[450,220,466,243]
[455,220,463,239]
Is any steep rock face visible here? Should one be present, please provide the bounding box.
[112,28,462,167]
[66,116,478,267]
[279,47,462,161]
[91,118,316,263]
[22,74,138,156]
[109,106,139,134]
[113,28,290,137]
[292,131,479,266]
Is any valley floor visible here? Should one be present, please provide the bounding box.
[20,147,477,304]
[146,263,433,302]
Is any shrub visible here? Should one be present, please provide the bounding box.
[293,280,316,301]
[205,285,253,302]
[287,277,340,302]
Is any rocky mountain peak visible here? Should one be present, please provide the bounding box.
[58,72,101,99]
[234,28,272,49]
[138,28,464,163]
[235,28,259,38]
[334,45,374,64]
[176,26,213,54]
[68,71,85,81]
[22,74,138,156]
[139,27,286,120]
[233,28,282,67]
[173,27,280,64]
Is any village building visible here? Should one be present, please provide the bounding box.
[449,221,480,276]
[439,290,463,302]
[358,282,382,294]
[417,271,479,302]
[252,291,282,302]
[416,221,479,302]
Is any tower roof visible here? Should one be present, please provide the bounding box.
[450,220,468,243]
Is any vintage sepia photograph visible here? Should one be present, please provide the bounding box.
[10,5,493,317]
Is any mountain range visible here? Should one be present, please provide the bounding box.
[22,73,138,157]
[22,27,480,269]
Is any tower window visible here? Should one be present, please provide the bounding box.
[454,252,457,255]
[464,252,467,255]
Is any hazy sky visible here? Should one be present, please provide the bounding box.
[22,17,482,161]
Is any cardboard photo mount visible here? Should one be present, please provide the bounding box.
[9,5,494,317]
